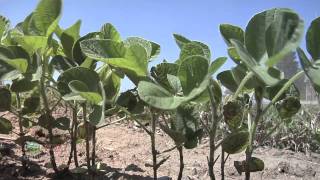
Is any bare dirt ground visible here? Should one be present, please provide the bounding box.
[1,111,320,180]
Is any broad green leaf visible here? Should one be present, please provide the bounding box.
[173,33,191,49]
[138,76,210,110]
[0,88,11,112]
[72,32,101,65]
[61,20,81,59]
[0,117,12,134]
[167,74,182,94]
[220,24,244,46]
[38,114,55,129]
[117,90,144,114]
[108,44,148,84]
[297,48,320,93]
[124,37,153,59]
[228,47,242,64]
[21,95,40,114]
[69,80,90,92]
[222,131,249,154]
[231,40,280,86]
[150,62,179,92]
[89,85,105,127]
[32,0,62,36]
[50,55,74,72]
[14,36,48,55]
[97,64,121,102]
[57,67,101,96]
[150,41,161,59]
[245,8,303,64]
[55,117,70,130]
[10,78,38,92]
[80,39,126,61]
[209,57,227,75]
[0,15,10,41]
[178,55,209,95]
[100,23,121,42]
[4,58,28,73]
[175,105,202,149]
[265,14,304,66]
[306,17,320,60]
[177,42,207,64]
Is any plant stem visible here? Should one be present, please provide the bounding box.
[83,103,91,172]
[221,147,225,180]
[150,110,157,180]
[73,105,79,167]
[91,126,96,169]
[177,146,184,180]
[207,84,219,180]
[245,88,263,180]
[16,93,27,172]
[39,56,58,173]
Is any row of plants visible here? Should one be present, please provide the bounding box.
[0,0,319,179]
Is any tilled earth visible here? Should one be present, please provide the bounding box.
[1,111,320,180]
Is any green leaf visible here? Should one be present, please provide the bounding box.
[138,76,210,110]
[14,36,48,55]
[0,117,12,134]
[72,32,101,65]
[150,41,161,59]
[4,58,28,73]
[57,67,101,95]
[231,40,280,86]
[100,23,121,42]
[21,95,40,114]
[209,57,227,75]
[32,0,62,36]
[68,80,90,92]
[0,16,10,41]
[69,83,103,105]
[245,8,303,64]
[124,37,154,59]
[10,78,37,93]
[61,20,81,59]
[219,24,244,46]
[50,55,74,72]
[228,47,242,64]
[57,67,103,105]
[108,44,148,84]
[38,114,55,129]
[177,42,208,64]
[55,117,70,130]
[167,74,182,94]
[222,131,249,154]
[173,33,191,49]
[178,55,209,95]
[265,13,304,66]
[297,48,320,93]
[10,78,38,93]
[306,17,320,60]
[150,62,179,92]
[0,88,11,112]
[80,39,126,61]
[97,64,121,103]
[89,82,105,126]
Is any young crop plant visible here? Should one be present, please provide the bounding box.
[217,8,305,180]
[137,34,226,180]
[79,24,164,179]
[296,16,320,144]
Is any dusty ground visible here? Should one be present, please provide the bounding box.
[1,111,320,180]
